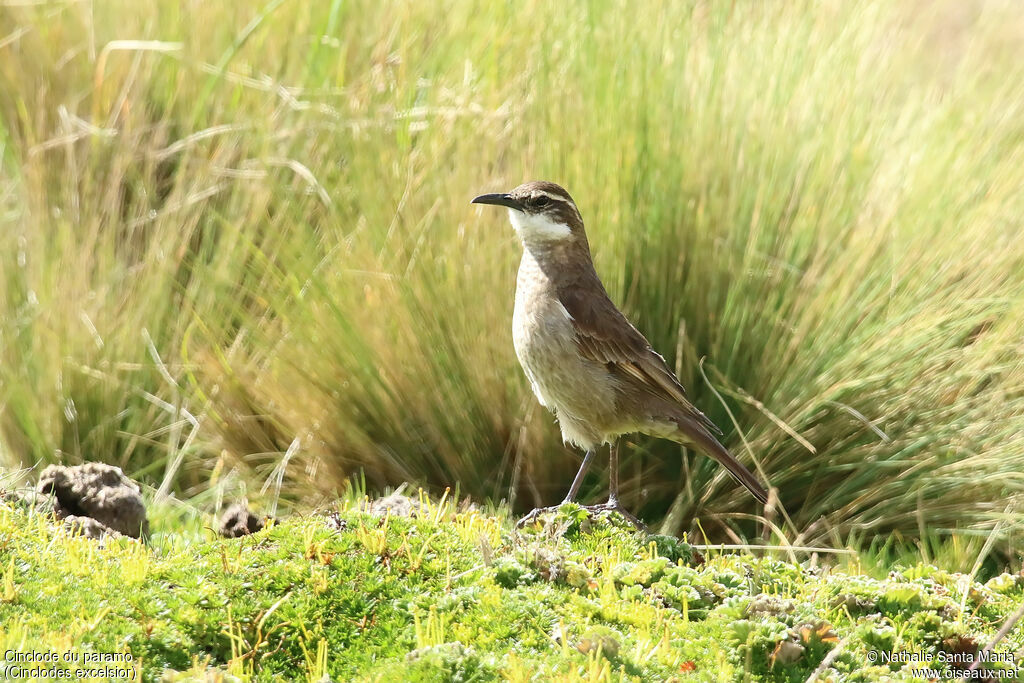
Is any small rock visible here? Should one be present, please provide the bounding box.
[37,463,149,539]
[324,510,348,532]
[217,503,265,538]
[362,492,424,517]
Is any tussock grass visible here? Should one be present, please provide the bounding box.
[1,1,1023,548]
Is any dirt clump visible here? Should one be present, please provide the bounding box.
[37,463,149,539]
[217,503,266,537]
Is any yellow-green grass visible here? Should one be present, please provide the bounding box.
[2,490,1023,682]
[1,0,1023,551]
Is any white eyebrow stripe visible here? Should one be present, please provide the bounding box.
[532,190,577,211]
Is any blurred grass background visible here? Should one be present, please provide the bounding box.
[1,0,1022,557]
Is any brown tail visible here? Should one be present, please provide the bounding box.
[672,417,769,504]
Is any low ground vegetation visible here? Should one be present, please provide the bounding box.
[1,488,1021,681]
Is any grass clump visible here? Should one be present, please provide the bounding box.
[1,491,1023,681]
[1,0,1024,548]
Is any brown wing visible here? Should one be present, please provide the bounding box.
[558,277,722,435]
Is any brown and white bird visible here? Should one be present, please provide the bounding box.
[472,181,769,529]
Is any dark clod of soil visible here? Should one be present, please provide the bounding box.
[217,503,265,538]
[37,463,149,539]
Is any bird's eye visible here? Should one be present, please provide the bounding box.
[532,196,550,208]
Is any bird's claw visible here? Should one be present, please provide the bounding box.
[515,500,648,533]
[515,505,563,529]
[580,500,648,532]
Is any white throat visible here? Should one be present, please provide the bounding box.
[508,209,572,243]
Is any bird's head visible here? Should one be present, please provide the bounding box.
[472,181,585,246]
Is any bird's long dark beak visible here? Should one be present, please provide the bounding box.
[471,192,522,211]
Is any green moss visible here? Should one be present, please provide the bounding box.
[0,499,1022,682]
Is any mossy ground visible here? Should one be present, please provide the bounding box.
[0,493,1022,682]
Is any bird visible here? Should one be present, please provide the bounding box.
[472,180,769,530]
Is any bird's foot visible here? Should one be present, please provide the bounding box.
[516,500,648,533]
[578,500,648,533]
[515,504,565,529]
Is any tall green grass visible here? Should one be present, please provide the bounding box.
[1,0,1022,548]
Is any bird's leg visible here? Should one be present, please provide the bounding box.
[608,438,621,506]
[563,448,596,503]
[581,439,647,532]
[515,449,596,528]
